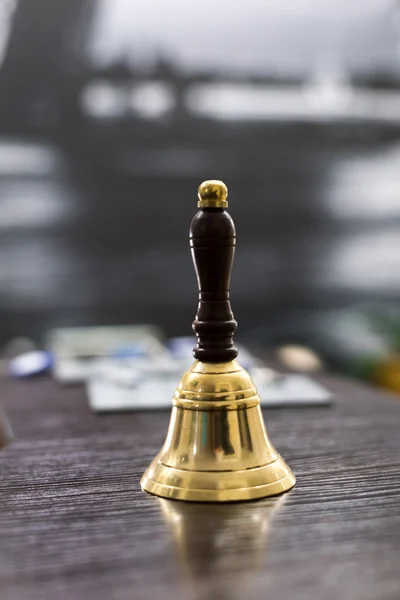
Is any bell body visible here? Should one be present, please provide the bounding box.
[140,360,295,502]
[141,180,295,502]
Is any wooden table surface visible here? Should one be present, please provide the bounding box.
[0,373,399,600]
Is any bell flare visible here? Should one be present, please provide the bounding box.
[141,360,295,502]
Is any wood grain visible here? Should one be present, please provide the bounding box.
[0,373,399,600]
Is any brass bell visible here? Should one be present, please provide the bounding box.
[141,180,295,502]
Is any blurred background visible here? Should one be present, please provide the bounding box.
[3,0,400,386]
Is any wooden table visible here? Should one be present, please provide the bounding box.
[0,373,399,600]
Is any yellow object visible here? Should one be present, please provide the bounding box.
[140,360,296,502]
[372,353,400,394]
[197,180,228,208]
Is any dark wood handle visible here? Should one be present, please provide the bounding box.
[190,183,238,363]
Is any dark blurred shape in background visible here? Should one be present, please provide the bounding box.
[2,0,400,385]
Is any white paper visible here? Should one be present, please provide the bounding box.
[87,372,331,412]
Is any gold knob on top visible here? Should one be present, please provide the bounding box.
[198,180,228,208]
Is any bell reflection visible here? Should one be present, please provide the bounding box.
[159,496,286,595]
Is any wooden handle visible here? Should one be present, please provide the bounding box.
[190,181,238,363]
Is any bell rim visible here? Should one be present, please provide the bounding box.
[140,456,296,502]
